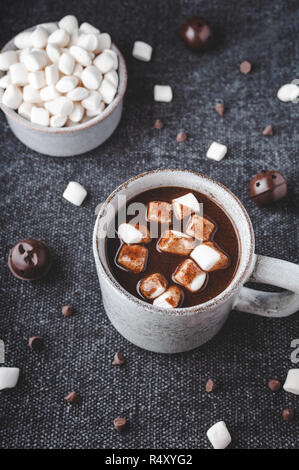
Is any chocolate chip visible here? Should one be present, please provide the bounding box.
[206,379,217,393]
[214,103,225,117]
[62,305,73,317]
[114,417,127,432]
[179,16,213,52]
[154,119,164,130]
[28,336,43,351]
[176,132,187,142]
[8,239,52,281]
[112,352,125,366]
[65,391,80,404]
[240,61,252,74]
[262,125,273,136]
[268,379,281,391]
[282,408,294,421]
[250,170,287,205]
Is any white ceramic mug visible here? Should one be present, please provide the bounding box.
[93,169,299,353]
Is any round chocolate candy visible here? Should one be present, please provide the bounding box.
[179,16,213,51]
[250,170,287,205]
[8,238,52,281]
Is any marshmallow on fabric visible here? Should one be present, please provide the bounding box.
[9,62,28,86]
[0,50,18,71]
[158,230,195,256]
[31,106,50,126]
[139,273,168,300]
[174,259,207,293]
[185,214,215,242]
[207,421,232,449]
[2,85,23,109]
[283,369,299,395]
[0,367,20,390]
[132,41,152,62]
[117,244,148,274]
[191,242,229,272]
[277,83,299,103]
[118,223,150,244]
[153,285,182,309]
[206,141,227,162]
[172,192,200,220]
[147,201,172,224]
[63,181,87,206]
[153,85,173,103]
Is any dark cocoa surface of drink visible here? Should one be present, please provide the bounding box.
[106,187,240,308]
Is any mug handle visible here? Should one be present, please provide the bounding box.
[233,255,299,317]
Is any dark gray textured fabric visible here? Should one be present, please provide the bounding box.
[0,0,298,450]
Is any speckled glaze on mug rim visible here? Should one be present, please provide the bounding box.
[93,169,255,316]
[0,26,128,134]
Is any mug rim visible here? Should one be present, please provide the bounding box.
[93,169,255,316]
[0,26,128,135]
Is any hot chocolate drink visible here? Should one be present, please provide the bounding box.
[106,187,240,308]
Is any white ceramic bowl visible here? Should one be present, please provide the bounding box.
[0,27,127,157]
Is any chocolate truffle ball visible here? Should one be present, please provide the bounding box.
[179,16,213,51]
[250,170,288,205]
[8,239,52,281]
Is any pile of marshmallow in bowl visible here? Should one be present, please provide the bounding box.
[0,15,119,127]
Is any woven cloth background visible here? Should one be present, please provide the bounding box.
[0,0,298,449]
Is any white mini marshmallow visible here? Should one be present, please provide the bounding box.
[67,86,89,101]
[277,83,299,103]
[153,286,182,309]
[56,75,78,93]
[28,70,46,89]
[18,101,33,120]
[105,70,119,88]
[9,62,28,86]
[63,181,87,206]
[191,244,220,271]
[81,90,102,110]
[207,142,227,162]
[49,96,74,116]
[207,421,232,449]
[14,31,32,49]
[58,52,75,75]
[99,77,116,104]
[105,49,118,70]
[46,44,61,64]
[132,41,152,62]
[0,73,11,88]
[172,193,200,220]
[94,51,114,74]
[0,50,18,71]
[140,273,167,300]
[86,102,105,117]
[39,22,58,34]
[81,65,102,90]
[283,369,299,395]
[48,28,70,47]
[45,64,59,85]
[77,33,98,51]
[23,50,47,72]
[40,85,60,101]
[95,33,111,52]
[31,106,50,126]
[31,26,49,48]
[58,15,79,34]
[69,46,92,66]
[118,223,143,244]
[2,84,23,109]
[158,230,195,256]
[23,84,42,103]
[0,367,20,390]
[154,85,173,103]
[69,102,84,122]
[50,114,67,128]
[73,63,83,79]
[79,22,100,35]
[174,259,206,293]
